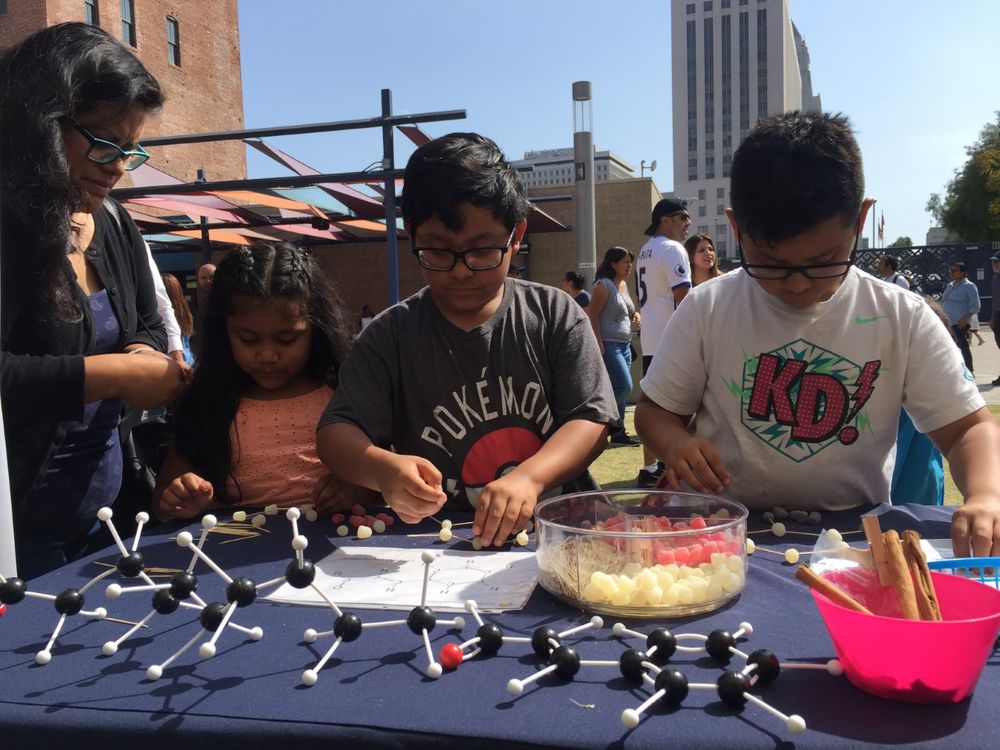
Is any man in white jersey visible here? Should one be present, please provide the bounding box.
[634,198,692,486]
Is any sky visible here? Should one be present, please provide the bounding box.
[237,0,1000,248]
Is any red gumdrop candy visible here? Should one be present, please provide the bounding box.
[351,504,367,517]
[690,515,707,530]
[673,521,690,532]
[656,548,675,565]
[383,516,395,527]
[673,546,691,565]
[364,515,376,526]
[439,642,463,669]
[348,514,365,528]
[0,602,6,618]
[330,513,345,524]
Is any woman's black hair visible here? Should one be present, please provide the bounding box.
[0,22,163,320]
[173,242,351,503]
[595,246,633,280]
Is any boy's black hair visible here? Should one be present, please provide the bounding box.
[400,132,531,240]
[951,261,967,273]
[0,22,163,320]
[595,247,633,280]
[173,242,351,503]
[729,111,864,246]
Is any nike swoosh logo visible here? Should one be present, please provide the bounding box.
[854,315,886,325]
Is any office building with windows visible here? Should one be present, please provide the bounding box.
[670,0,820,257]
[512,147,635,189]
[0,0,245,182]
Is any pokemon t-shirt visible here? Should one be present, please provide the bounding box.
[640,267,984,510]
[320,278,618,510]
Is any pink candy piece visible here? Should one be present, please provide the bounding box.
[351,504,367,518]
[348,514,365,528]
[330,513,345,524]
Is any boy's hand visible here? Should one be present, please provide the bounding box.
[375,455,447,524]
[157,472,213,520]
[951,494,1000,557]
[661,435,732,494]
[473,471,541,547]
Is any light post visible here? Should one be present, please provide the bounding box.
[573,81,597,286]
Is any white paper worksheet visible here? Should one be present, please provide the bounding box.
[265,546,538,612]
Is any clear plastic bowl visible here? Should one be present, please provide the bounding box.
[812,568,1000,703]
[534,490,748,618]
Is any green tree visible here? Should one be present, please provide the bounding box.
[927,112,1000,241]
[889,236,913,247]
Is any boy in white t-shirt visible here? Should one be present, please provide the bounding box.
[635,112,1000,558]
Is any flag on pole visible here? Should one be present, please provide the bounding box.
[877,212,885,245]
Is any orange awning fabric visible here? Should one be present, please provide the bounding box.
[169,229,253,245]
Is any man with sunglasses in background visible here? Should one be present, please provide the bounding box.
[636,112,1000,558]
[633,198,692,487]
[318,133,617,548]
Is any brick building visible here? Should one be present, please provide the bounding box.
[0,0,246,182]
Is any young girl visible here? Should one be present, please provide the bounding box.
[154,242,372,519]
[684,233,724,286]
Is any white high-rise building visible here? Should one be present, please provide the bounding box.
[670,0,821,258]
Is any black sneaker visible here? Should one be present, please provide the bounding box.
[636,468,662,488]
[992,376,1000,386]
[609,431,641,446]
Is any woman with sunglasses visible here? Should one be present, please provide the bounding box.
[0,23,185,578]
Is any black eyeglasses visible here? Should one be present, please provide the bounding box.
[667,211,692,222]
[412,228,516,272]
[67,119,150,170]
[739,229,860,280]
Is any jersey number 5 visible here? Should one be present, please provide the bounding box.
[637,267,648,308]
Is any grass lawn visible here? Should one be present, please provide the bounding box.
[588,404,1000,506]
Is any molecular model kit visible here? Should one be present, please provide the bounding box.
[0,504,846,741]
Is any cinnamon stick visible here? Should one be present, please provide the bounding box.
[902,530,942,621]
[882,530,920,620]
[795,564,873,615]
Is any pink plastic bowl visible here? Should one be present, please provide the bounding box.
[811,569,1000,703]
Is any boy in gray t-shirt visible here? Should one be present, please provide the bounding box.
[318,133,617,547]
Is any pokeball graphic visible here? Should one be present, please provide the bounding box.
[461,427,542,507]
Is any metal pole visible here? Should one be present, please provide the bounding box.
[871,199,877,249]
[572,81,597,286]
[197,168,211,268]
[382,90,400,306]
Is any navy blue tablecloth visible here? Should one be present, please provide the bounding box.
[1,503,996,749]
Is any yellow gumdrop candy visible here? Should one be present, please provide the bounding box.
[636,569,658,592]
[784,548,800,564]
[705,579,725,601]
[629,589,648,607]
[582,582,606,602]
[623,561,643,578]
[609,587,630,606]
[232,510,247,523]
[661,584,680,606]
[357,525,373,539]
[645,585,663,606]
[656,569,676,590]
[675,582,694,604]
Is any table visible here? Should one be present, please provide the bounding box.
[1,504,996,750]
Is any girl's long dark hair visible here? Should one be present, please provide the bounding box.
[173,243,351,503]
[0,22,163,322]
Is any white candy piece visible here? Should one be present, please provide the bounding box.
[784,548,800,564]
[745,539,756,555]
[472,537,483,551]
[336,524,349,537]
[251,514,266,528]
[264,504,279,516]
[373,519,386,533]
[438,528,453,543]
[232,510,247,522]
[441,519,453,530]
[305,509,318,522]
[357,525,373,540]
[772,522,787,537]
[421,550,436,564]
[515,531,530,546]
